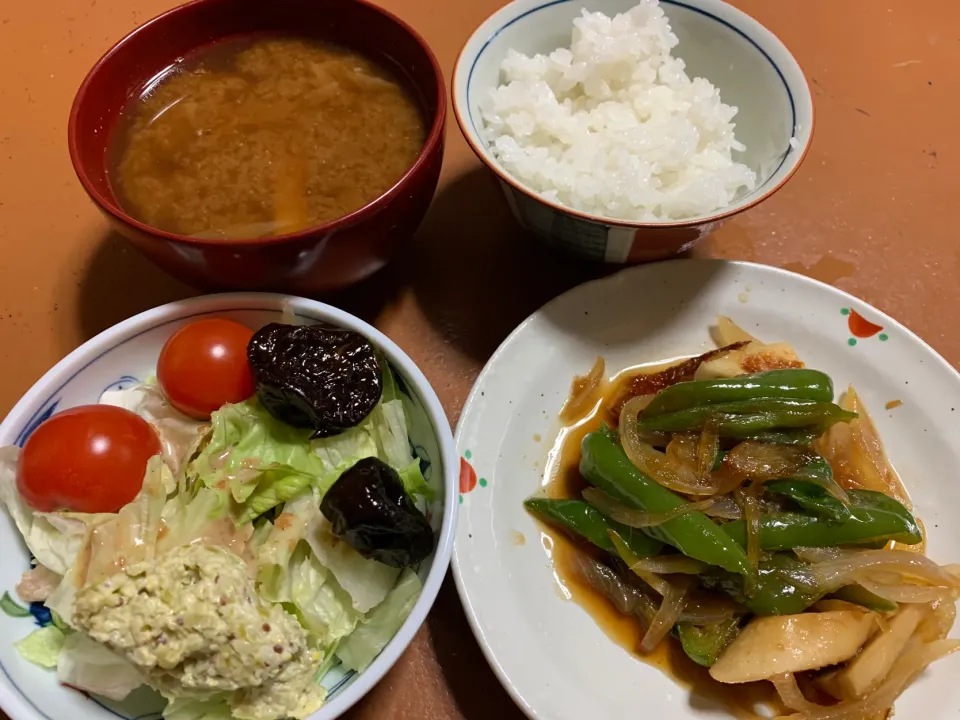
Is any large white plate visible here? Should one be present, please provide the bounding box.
[452,259,960,720]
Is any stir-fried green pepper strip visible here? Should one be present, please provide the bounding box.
[642,369,835,417]
[721,490,921,549]
[524,498,663,558]
[830,585,898,612]
[580,429,752,577]
[676,619,741,667]
[765,480,852,522]
[740,428,824,446]
[791,456,850,497]
[701,554,824,615]
[636,398,857,436]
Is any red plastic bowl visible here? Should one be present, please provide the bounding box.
[69,0,445,294]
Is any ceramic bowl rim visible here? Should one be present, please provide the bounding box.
[452,0,815,229]
[67,0,447,248]
[0,292,459,720]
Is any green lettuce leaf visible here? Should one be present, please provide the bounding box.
[56,632,145,701]
[190,400,326,486]
[365,400,411,469]
[309,425,379,479]
[254,491,361,648]
[378,354,400,404]
[237,466,315,524]
[81,456,170,589]
[287,544,360,648]
[190,400,377,523]
[155,486,233,555]
[163,696,233,720]
[398,459,433,502]
[44,456,171,626]
[336,568,422,673]
[305,515,399,614]
[185,364,428,524]
[14,625,67,668]
[256,491,320,603]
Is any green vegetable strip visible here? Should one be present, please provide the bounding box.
[830,585,898,613]
[765,480,852,522]
[524,498,663,558]
[676,619,741,667]
[0,591,31,618]
[51,610,71,633]
[642,369,835,417]
[636,399,857,436]
[740,428,824,446]
[701,554,824,616]
[721,490,922,549]
[579,430,752,577]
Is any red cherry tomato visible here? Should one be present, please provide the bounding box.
[158,318,256,420]
[17,405,162,513]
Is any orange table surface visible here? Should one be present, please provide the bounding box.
[2,0,959,718]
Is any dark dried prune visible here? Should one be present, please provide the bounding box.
[247,323,382,437]
[320,457,434,568]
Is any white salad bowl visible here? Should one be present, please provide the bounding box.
[453,0,814,262]
[0,293,458,720]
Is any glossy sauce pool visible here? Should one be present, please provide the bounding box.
[539,359,787,719]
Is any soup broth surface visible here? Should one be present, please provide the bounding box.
[111,36,426,239]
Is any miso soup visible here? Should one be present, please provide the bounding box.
[110,37,426,239]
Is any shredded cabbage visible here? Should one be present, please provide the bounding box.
[14,626,67,668]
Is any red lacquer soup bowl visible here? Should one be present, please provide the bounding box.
[69,0,446,293]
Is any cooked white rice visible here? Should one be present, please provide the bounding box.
[479,0,757,222]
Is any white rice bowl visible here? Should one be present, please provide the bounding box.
[480,0,757,222]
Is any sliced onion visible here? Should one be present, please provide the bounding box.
[815,386,911,508]
[640,576,691,652]
[560,356,606,424]
[795,547,847,563]
[857,579,957,604]
[810,549,960,593]
[574,553,658,623]
[696,417,721,480]
[607,529,674,597]
[736,485,762,586]
[773,639,960,720]
[620,400,726,495]
[584,487,717,528]
[631,565,672,597]
[770,673,817,713]
[724,441,818,482]
[703,494,744,520]
[680,596,741,624]
[627,555,708,575]
[666,433,698,469]
[917,597,957,642]
[583,532,737,629]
